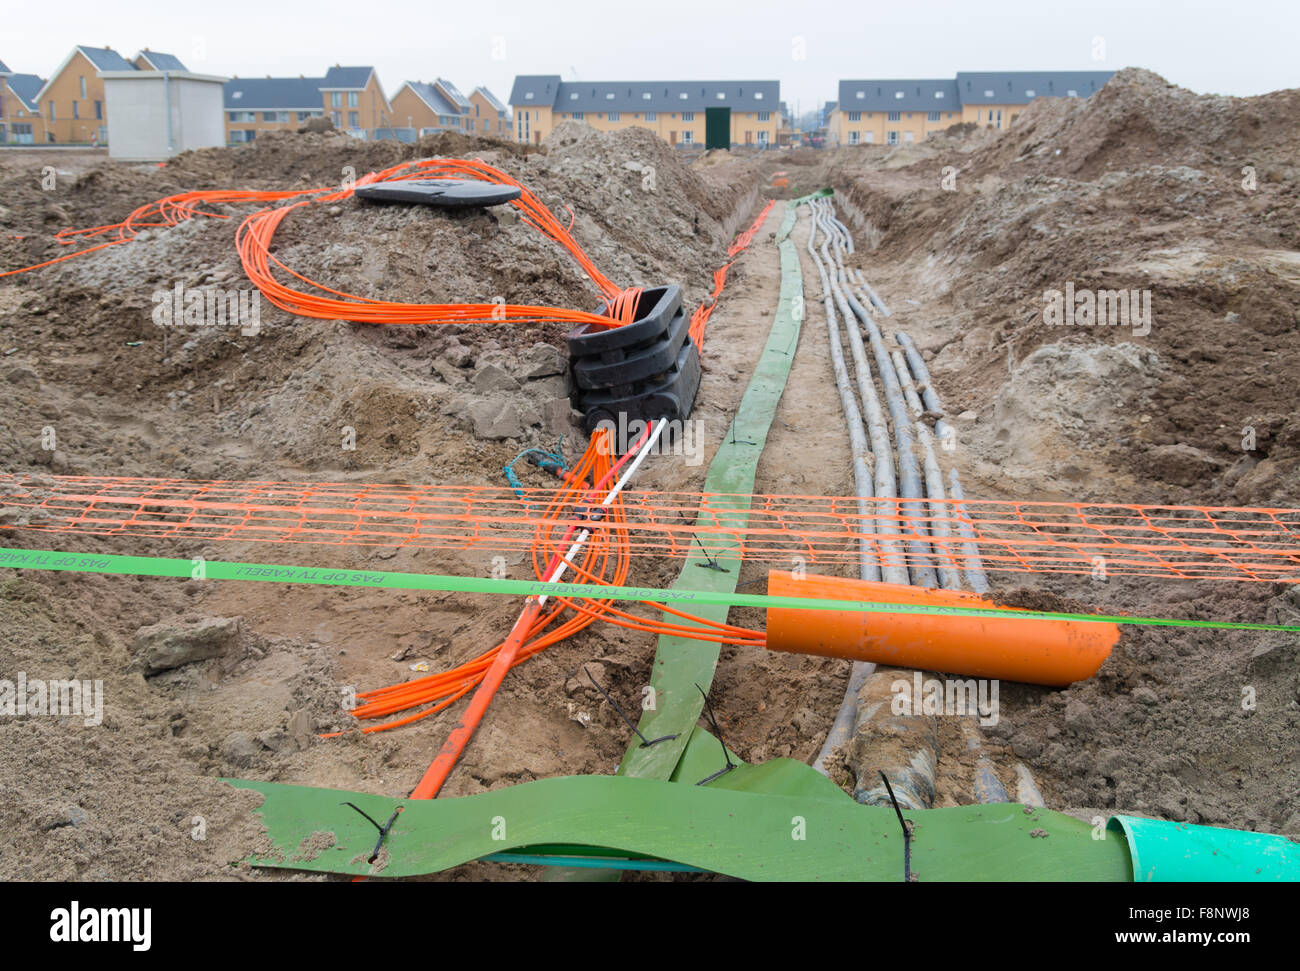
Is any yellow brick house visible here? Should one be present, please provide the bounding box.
[829,71,1114,146]
[509,76,781,148]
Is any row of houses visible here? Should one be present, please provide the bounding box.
[225,71,511,143]
[1,50,1114,155]
[0,45,511,147]
[506,76,788,148]
[822,71,1115,145]
[504,71,1116,150]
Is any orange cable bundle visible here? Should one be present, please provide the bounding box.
[331,426,762,736]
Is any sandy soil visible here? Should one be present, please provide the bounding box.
[2,67,1297,882]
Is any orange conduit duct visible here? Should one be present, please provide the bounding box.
[330,428,762,736]
[3,158,773,343]
[765,570,1119,687]
[6,473,1300,583]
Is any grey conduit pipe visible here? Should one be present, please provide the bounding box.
[896,331,953,446]
[805,199,880,776]
[892,349,963,592]
[815,204,907,585]
[858,281,891,317]
[843,291,938,588]
[805,199,938,809]
[947,468,992,594]
[805,203,880,586]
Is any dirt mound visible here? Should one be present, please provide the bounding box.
[966,67,1300,181]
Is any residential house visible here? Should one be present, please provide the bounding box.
[38,45,136,143]
[225,65,390,142]
[390,80,467,134]
[469,86,510,138]
[509,76,781,148]
[0,59,46,143]
[831,71,1114,146]
[319,65,391,136]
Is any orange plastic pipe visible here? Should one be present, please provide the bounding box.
[764,571,1118,687]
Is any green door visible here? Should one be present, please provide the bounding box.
[705,107,730,150]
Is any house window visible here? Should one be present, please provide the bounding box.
[849,131,860,145]
[756,130,768,145]
[757,111,769,121]
[855,91,864,99]
[887,111,900,121]
[72,101,79,119]
[642,92,651,100]
[49,101,55,119]
[263,111,277,122]
[984,90,994,97]
[349,111,359,128]
[331,111,341,127]
[682,111,694,121]
[645,111,656,121]
[754,92,763,100]
[608,111,619,121]
[569,92,579,100]
[1025,89,1035,98]
[572,111,583,120]
[681,130,693,144]
[1067,89,1078,97]
[887,130,899,145]
[94,101,102,120]
[848,111,861,122]
[928,111,940,121]
[331,92,342,107]
[79,77,86,99]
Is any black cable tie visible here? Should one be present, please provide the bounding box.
[691,533,729,573]
[694,683,737,786]
[727,416,756,446]
[584,666,677,748]
[341,802,403,864]
[878,771,915,882]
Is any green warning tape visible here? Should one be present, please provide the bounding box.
[224,773,1133,881]
[2,545,1297,632]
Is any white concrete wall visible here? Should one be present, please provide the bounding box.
[103,74,226,160]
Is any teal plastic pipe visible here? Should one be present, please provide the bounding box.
[1109,815,1300,882]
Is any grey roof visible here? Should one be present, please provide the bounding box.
[224,76,324,110]
[77,45,137,72]
[434,78,470,110]
[515,78,780,113]
[136,50,188,71]
[474,85,507,113]
[955,71,1113,104]
[509,74,561,106]
[838,79,960,112]
[402,81,461,118]
[8,73,43,109]
[0,59,10,74]
[322,66,373,89]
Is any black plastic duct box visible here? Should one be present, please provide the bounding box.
[566,284,702,436]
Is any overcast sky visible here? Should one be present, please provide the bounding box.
[6,0,1296,113]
